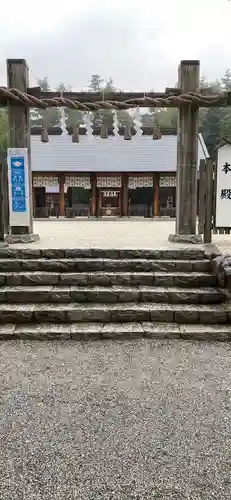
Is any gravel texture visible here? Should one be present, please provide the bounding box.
[1,339,231,499]
[6,218,231,254]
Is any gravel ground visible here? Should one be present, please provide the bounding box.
[1,340,231,499]
[9,219,231,254]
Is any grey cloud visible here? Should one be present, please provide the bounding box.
[0,4,230,92]
[0,8,175,90]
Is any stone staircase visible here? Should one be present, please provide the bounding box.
[0,247,230,341]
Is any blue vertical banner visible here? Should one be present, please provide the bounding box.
[7,148,30,227]
[11,156,26,212]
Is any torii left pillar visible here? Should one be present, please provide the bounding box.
[6,59,39,244]
[169,60,202,244]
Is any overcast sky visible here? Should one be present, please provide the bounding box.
[1,0,230,91]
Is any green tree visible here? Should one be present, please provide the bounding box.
[221,69,231,91]
[117,109,133,127]
[199,76,229,154]
[87,74,134,131]
[200,107,224,154]
[30,78,84,129]
[88,74,104,92]
[57,82,71,93]
[30,78,47,125]
[30,77,60,127]
[104,77,115,93]
[141,75,221,134]
[56,83,84,127]
[38,77,49,91]
[88,75,115,129]
[100,77,117,128]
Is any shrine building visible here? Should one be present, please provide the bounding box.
[31,126,209,218]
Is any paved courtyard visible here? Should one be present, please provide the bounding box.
[1,338,231,500]
[9,218,231,254]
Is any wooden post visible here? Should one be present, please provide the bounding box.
[153,175,159,216]
[91,173,97,216]
[213,159,217,232]
[0,163,7,246]
[198,159,206,234]
[32,184,36,218]
[59,174,65,217]
[0,152,9,235]
[204,158,213,244]
[7,59,38,242]
[169,60,201,243]
[122,174,128,216]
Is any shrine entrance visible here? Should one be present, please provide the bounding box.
[99,190,121,217]
[96,175,122,217]
[128,176,153,217]
[3,58,223,244]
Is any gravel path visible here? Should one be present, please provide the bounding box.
[1,339,231,499]
[9,218,231,255]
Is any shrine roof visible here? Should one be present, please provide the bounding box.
[30,128,209,173]
[215,138,231,151]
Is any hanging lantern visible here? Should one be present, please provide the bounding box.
[41,124,49,143]
[100,123,108,139]
[152,125,161,140]
[124,125,132,140]
[72,125,80,143]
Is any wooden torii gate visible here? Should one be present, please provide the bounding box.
[0,58,229,245]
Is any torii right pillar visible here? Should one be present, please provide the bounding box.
[169,60,202,244]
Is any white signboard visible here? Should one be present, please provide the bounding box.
[7,148,30,227]
[215,144,231,227]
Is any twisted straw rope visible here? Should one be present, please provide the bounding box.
[0,87,225,110]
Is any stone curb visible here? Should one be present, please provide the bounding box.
[0,271,217,287]
[0,248,207,259]
[6,233,40,244]
[0,303,229,324]
[168,233,203,244]
[211,250,231,293]
[0,285,224,305]
[0,259,211,273]
[0,323,231,341]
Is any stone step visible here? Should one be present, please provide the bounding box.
[0,322,230,341]
[0,258,211,273]
[0,248,206,260]
[0,271,217,287]
[0,302,229,324]
[0,286,223,304]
